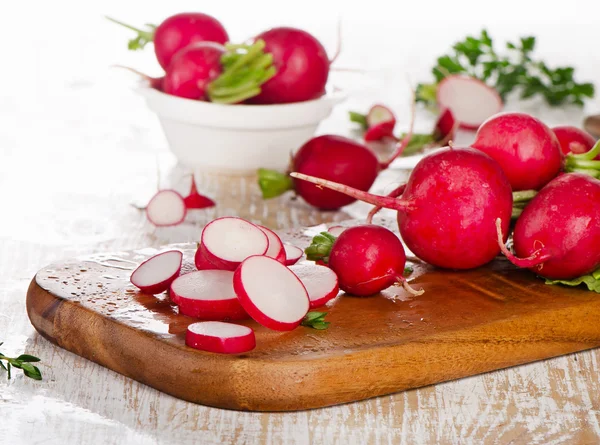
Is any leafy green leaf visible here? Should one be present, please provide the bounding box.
[301,312,330,330]
[23,365,42,381]
[349,111,368,130]
[305,232,337,263]
[546,271,600,293]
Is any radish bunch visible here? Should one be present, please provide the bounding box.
[109,14,332,104]
[129,216,339,353]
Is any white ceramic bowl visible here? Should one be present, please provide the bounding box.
[137,85,346,174]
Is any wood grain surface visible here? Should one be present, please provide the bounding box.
[26,218,600,412]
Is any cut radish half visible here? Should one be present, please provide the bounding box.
[186,321,256,354]
[436,75,503,130]
[367,104,396,127]
[328,226,346,237]
[200,217,269,271]
[183,177,215,210]
[146,190,187,227]
[364,120,396,142]
[130,250,182,294]
[258,225,286,264]
[284,244,304,266]
[171,270,248,320]
[433,108,458,142]
[289,264,339,308]
[234,256,309,331]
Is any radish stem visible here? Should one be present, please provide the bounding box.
[495,218,552,267]
[366,184,406,223]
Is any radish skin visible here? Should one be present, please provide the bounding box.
[292,147,513,270]
[185,321,255,354]
[130,250,182,294]
[233,256,309,331]
[145,190,187,227]
[553,126,597,157]
[171,270,248,320]
[184,177,215,209]
[289,264,339,308]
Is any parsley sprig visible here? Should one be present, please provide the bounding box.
[0,343,42,380]
[417,30,594,107]
[301,312,330,330]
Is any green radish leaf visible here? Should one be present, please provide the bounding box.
[545,270,600,293]
[349,111,368,130]
[305,232,337,263]
[404,266,414,276]
[301,312,330,330]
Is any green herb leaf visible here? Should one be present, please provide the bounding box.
[301,312,330,330]
[16,354,41,363]
[546,270,600,293]
[305,232,337,263]
[404,266,414,276]
[0,344,43,381]
[417,29,594,108]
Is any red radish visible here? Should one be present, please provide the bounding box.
[183,177,215,209]
[186,321,255,354]
[434,108,458,143]
[162,42,224,100]
[250,27,329,104]
[472,112,563,191]
[130,250,182,294]
[364,121,396,142]
[106,13,229,71]
[283,244,303,266]
[437,75,503,129]
[289,264,339,308]
[146,190,187,227]
[170,270,248,320]
[233,255,309,331]
[367,104,395,127]
[306,225,420,296]
[327,226,346,237]
[292,147,514,270]
[257,225,286,264]
[196,217,269,271]
[553,126,598,157]
[496,173,600,280]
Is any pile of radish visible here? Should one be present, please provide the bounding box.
[129,216,340,354]
[109,13,333,104]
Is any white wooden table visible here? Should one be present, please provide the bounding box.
[1,1,599,443]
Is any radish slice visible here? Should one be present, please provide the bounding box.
[258,225,286,264]
[146,190,187,227]
[183,178,215,210]
[234,255,309,331]
[436,75,503,130]
[364,120,396,142]
[199,217,269,271]
[289,264,339,308]
[434,108,458,142]
[328,226,346,237]
[186,321,256,354]
[367,104,396,127]
[130,250,182,294]
[284,244,304,266]
[171,270,248,320]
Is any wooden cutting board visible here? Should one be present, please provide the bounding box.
[26,218,600,412]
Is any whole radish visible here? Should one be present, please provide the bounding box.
[306,225,422,297]
[472,112,563,191]
[292,147,514,269]
[553,126,597,157]
[107,13,229,70]
[162,42,224,99]
[258,103,415,210]
[496,173,600,280]
[249,27,329,104]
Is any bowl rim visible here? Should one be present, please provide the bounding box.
[135,82,347,110]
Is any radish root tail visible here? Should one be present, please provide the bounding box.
[495,218,551,268]
[398,277,425,296]
[366,183,407,223]
[329,16,343,65]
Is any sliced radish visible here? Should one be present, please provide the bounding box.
[328,226,346,237]
[183,177,215,210]
[194,245,220,270]
[436,75,503,130]
[364,120,396,142]
[284,244,304,266]
[258,225,286,264]
[233,255,309,331]
[171,270,248,320]
[146,190,187,227]
[130,250,182,294]
[367,104,396,127]
[199,217,269,271]
[433,108,458,143]
[289,264,339,308]
[186,321,256,354]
